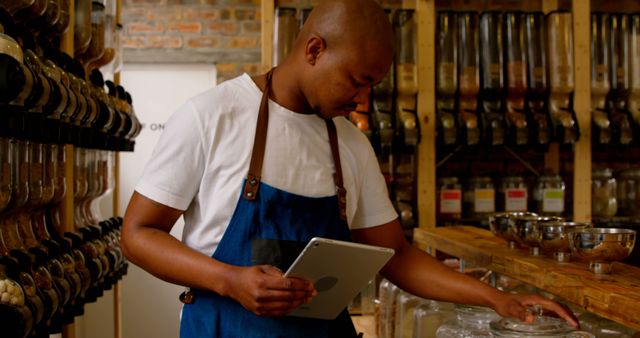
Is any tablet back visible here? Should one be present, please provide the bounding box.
[284,237,395,320]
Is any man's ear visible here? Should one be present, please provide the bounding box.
[305,35,326,66]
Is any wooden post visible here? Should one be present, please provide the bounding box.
[261,0,275,71]
[416,0,436,228]
[572,0,592,222]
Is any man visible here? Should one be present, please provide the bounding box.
[121,0,578,337]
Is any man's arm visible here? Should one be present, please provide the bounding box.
[121,192,316,317]
[351,218,578,326]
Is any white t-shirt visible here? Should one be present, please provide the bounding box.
[135,74,398,256]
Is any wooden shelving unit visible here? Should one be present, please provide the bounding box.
[413,226,640,331]
[59,1,123,337]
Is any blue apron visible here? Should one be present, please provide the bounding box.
[179,69,358,338]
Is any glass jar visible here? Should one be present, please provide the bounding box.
[0,261,31,338]
[490,316,594,337]
[394,290,427,338]
[592,168,617,218]
[412,300,455,338]
[436,305,500,337]
[74,0,92,55]
[437,177,462,222]
[533,173,565,216]
[577,312,638,337]
[617,168,640,217]
[464,176,495,218]
[498,176,528,212]
[378,279,400,338]
[272,7,298,67]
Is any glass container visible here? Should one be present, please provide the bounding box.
[13,0,47,25]
[437,11,458,146]
[395,9,418,146]
[457,12,480,145]
[87,0,115,71]
[378,279,400,338]
[412,300,455,338]
[437,177,462,222]
[394,290,426,338]
[0,138,11,215]
[629,14,640,127]
[617,168,640,217]
[591,13,612,145]
[463,176,495,219]
[0,261,31,338]
[479,11,505,146]
[504,11,528,145]
[498,176,528,212]
[578,312,638,337]
[608,13,633,144]
[272,7,298,67]
[533,173,565,216]
[525,12,551,145]
[0,0,34,15]
[547,11,577,144]
[490,316,593,337]
[52,0,71,36]
[78,1,106,70]
[592,168,617,218]
[74,0,92,55]
[373,9,394,114]
[436,305,499,338]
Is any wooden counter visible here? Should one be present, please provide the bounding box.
[413,226,640,331]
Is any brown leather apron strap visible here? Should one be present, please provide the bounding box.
[325,119,347,221]
[243,68,275,200]
[243,68,348,221]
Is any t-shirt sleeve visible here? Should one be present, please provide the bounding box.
[349,147,398,229]
[135,101,206,211]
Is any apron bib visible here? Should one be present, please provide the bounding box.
[179,69,358,338]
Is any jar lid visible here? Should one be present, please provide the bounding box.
[490,316,575,336]
[438,176,459,184]
[592,168,613,178]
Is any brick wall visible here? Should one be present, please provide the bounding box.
[121,0,262,82]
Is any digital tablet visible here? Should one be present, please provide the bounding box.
[283,237,395,320]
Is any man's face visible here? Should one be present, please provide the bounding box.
[306,42,392,119]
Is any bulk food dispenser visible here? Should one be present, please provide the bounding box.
[629,14,640,135]
[273,7,298,67]
[479,11,506,146]
[436,11,458,148]
[457,12,480,146]
[547,11,579,144]
[504,12,529,146]
[591,13,613,146]
[607,13,633,145]
[524,12,552,146]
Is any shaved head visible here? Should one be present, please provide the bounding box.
[296,0,394,56]
[266,0,394,119]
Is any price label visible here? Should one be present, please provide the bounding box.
[440,189,462,214]
[505,188,527,211]
[542,188,565,213]
[474,188,495,213]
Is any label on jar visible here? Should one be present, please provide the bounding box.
[542,188,565,213]
[505,188,527,211]
[440,189,462,214]
[474,188,495,213]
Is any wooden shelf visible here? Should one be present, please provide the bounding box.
[413,226,640,331]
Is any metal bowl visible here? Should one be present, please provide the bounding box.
[509,214,543,255]
[569,228,636,274]
[538,221,592,262]
[488,212,537,248]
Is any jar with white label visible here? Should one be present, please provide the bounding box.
[437,177,463,222]
[498,176,528,212]
[592,168,617,218]
[533,173,565,216]
[463,176,495,218]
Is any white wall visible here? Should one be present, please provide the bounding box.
[74,63,216,338]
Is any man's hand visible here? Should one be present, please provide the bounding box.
[223,265,317,317]
[492,292,579,327]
